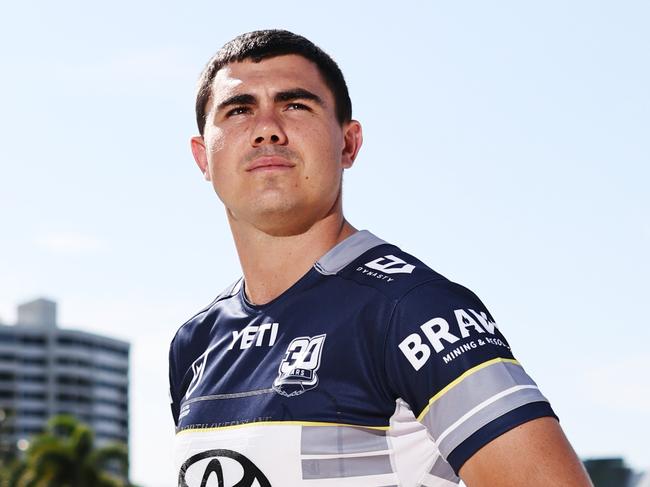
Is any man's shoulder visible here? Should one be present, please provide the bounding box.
[169,278,242,349]
[330,232,473,306]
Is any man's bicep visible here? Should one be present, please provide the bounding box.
[459,417,593,487]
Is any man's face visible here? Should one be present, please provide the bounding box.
[191,54,362,236]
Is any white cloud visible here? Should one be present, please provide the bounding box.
[36,232,108,254]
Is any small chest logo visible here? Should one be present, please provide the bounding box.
[185,349,211,400]
[273,334,326,397]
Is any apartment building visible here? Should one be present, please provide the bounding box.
[0,298,129,455]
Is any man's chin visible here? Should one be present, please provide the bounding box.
[253,215,315,238]
[227,194,341,237]
[226,204,302,235]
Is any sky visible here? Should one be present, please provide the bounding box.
[0,1,648,485]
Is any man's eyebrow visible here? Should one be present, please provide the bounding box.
[216,93,256,112]
[274,88,324,106]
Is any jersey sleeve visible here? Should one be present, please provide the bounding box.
[169,337,181,427]
[384,278,557,474]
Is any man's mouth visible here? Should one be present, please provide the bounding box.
[246,156,296,172]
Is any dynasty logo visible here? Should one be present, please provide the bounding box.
[356,254,416,282]
[364,254,415,274]
[273,334,326,397]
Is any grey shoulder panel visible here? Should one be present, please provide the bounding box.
[315,230,387,275]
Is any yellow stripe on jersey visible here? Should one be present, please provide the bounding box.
[177,420,390,435]
[416,357,520,422]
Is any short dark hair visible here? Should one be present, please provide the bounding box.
[195,29,352,135]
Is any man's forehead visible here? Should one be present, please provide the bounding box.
[210,55,331,103]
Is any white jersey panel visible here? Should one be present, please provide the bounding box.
[175,423,405,486]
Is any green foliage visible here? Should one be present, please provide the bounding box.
[0,415,133,487]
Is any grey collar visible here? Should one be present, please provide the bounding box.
[315,230,387,275]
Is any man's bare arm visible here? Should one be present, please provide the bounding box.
[459,417,593,487]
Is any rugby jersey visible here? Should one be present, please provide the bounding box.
[169,230,555,486]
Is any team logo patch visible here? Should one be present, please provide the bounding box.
[273,334,326,397]
[365,254,415,274]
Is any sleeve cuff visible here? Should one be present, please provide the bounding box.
[446,401,558,474]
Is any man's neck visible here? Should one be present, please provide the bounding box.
[229,213,357,306]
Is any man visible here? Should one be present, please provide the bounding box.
[169,30,592,486]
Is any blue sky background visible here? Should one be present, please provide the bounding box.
[1,1,648,485]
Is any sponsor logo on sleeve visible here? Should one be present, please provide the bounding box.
[356,254,416,282]
[398,309,510,370]
[178,449,270,487]
[365,254,415,274]
[273,334,326,397]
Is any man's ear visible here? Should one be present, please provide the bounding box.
[341,120,363,169]
[190,136,211,181]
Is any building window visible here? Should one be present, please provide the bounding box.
[18,391,46,400]
[56,376,92,387]
[21,357,47,366]
[19,375,46,384]
[0,333,16,343]
[20,336,46,346]
[21,410,47,418]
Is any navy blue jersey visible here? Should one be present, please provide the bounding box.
[169,231,555,486]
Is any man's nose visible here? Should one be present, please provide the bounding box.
[251,111,288,146]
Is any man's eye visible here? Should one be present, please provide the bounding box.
[286,102,309,111]
[226,107,250,117]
